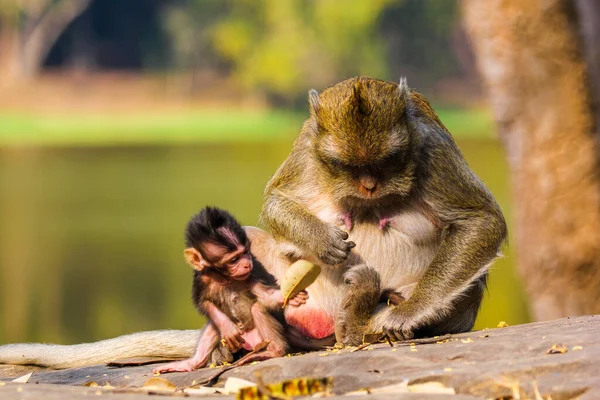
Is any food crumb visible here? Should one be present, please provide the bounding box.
[547,344,568,354]
[497,321,508,328]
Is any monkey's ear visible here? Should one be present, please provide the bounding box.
[184,248,208,272]
[398,77,411,106]
[308,89,320,115]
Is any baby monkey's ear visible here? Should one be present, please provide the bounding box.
[184,248,209,272]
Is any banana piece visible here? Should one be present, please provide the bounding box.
[281,260,321,307]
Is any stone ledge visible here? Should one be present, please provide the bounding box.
[1,315,598,399]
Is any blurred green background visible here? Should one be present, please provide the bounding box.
[0,0,528,345]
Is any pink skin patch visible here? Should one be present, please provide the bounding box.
[379,217,391,230]
[285,307,335,339]
[338,212,353,231]
[240,329,264,351]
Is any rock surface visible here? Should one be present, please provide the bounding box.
[1,315,599,399]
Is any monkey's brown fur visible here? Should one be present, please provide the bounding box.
[261,76,507,344]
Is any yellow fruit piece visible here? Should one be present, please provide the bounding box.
[281,260,321,307]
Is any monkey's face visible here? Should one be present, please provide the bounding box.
[203,242,253,281]
[309,77,415,204]
[314,137,411,203]
[185,241,253,281]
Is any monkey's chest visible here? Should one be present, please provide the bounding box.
[344,210,441,288]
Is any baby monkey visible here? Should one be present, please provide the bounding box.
[154,207,308,373]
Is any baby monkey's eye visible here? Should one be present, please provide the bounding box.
[229,256,239,263]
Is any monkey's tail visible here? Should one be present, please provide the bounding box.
[0,330,200,369]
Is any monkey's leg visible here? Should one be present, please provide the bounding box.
[413,275,485,338]
[335,264,381,347]
[153,323,219,374]
[248,303,287,359]
[370,275,486,341]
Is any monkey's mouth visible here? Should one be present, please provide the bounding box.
[234,271,252,281]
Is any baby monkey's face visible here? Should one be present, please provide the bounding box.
[201,239,253,281]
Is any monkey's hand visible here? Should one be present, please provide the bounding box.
[316,226,356,265]
[287,290,309,307]
[217,319,245,352]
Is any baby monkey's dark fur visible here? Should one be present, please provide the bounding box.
[154,207,293,373]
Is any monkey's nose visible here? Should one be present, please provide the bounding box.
[360,177,377,192]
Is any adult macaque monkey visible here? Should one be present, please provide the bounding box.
[260,77,507,344]
[0,77,506,367]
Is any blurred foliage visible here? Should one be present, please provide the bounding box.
[1,0,468,101]
[157,0,465,102]
[210,0,393,98]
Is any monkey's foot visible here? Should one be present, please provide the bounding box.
[374,307,418,341]
[236,350,283,366]
[336,330,364,347]
[152,359,200,374]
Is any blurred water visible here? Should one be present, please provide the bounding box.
[0,139,528,344]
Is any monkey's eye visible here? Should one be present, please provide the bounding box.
[229,256,239,263]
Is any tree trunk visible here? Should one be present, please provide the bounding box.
[18,0,92,77]
[574,0,600,140]
[0,0,92,82]
[462,0,600,320]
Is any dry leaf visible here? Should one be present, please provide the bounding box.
[141,377,177,391]
[11,372,33,383]
[238,376,333,399]
[281,260,321,307]
[408,381,456,394]
[223,377,256,394]
[572,345,583,351]
[461,338,473,343]
[547,344,568,354]
[83,381,99,387]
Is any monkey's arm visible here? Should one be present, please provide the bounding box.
[376,136,507,340]
[251,281,309,309]
[201,300,245,351]
[153,323,219,373]
[261,189,354,265]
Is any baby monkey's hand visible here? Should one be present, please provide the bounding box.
[287,290,309,307]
